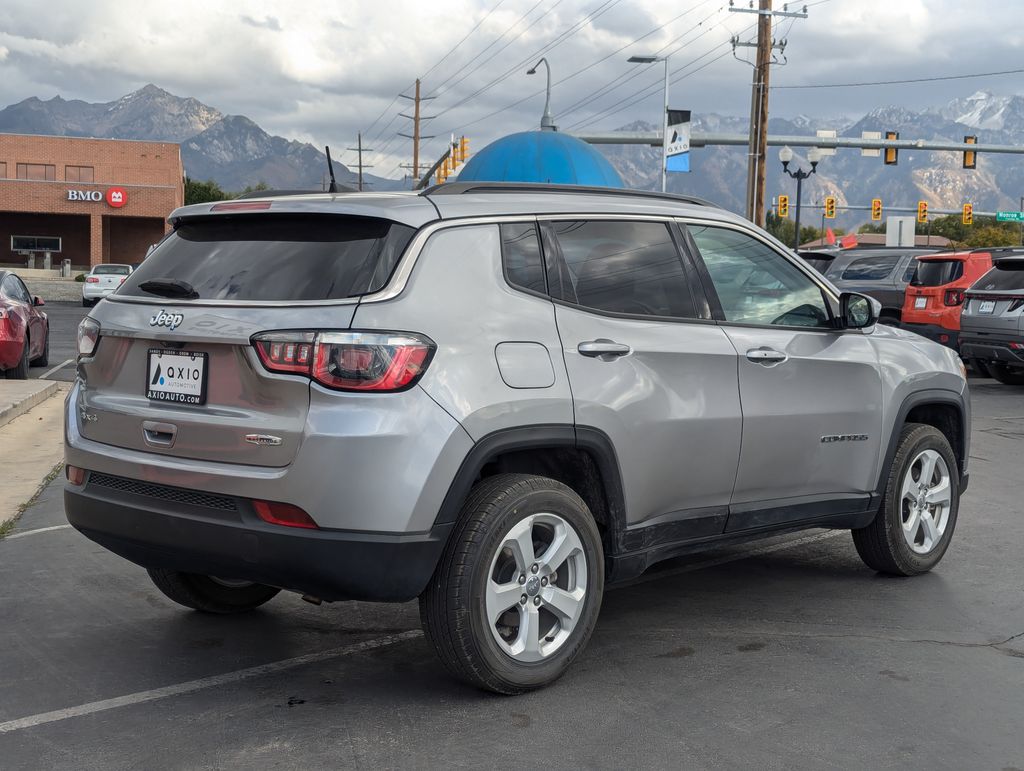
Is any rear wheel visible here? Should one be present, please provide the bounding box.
[852,423,958,576]
[8,337,29,379]
[147,569,280,614]
[969,358,991,378]
[989,364,1024,386]
[420,474,604,694]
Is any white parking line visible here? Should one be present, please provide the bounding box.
[0,630,424,735]
[40,358,74,379]
[5,524,72,540]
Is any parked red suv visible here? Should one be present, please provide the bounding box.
[0,270,49,378]
[902,249,995,349]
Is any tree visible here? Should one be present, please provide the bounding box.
[237,181,270,196]
[765,213,843,248]
[961,224,1020,248]
[184,178,229,205]
[858,222,885,234]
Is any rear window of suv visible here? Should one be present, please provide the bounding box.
[973,261,1024,292]
[912,259,964,287]
[119,215,415,302]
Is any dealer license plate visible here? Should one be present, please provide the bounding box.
[914,297,927,309]
[147,349,208,405]
[979,300,996,314]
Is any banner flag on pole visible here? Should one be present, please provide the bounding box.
[665,109,691,174]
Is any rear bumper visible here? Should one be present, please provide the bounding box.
[82,285,118,300]
[0,338,21,369]
[960,334,1024,367]
[65,475,451,602]
[904,322,959,350]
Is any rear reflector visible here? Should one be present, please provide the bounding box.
[66,465,86,485]
[252,330,435,392]
[253,500,318,529]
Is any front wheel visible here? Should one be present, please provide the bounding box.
[420,474,605,694]
[989,364,1024,386]
[147,569,280,614]
[852,423,959,576]
[8,337,29,379]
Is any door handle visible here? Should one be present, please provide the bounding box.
[746,347,788,366]
[578,340,631,359]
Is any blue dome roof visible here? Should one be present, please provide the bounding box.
[457,131,623,187]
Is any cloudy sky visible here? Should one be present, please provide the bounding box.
[0,0,1021,178]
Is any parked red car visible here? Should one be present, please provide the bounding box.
[902,249,995,350]
[0,270,49,379]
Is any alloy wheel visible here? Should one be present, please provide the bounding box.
[899,449,952,554]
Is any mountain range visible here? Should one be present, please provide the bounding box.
[2,85,1022,226]
[0,84,404,192]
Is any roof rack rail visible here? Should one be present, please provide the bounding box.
[420,181,718,208]
[233,187,355,200]
[977,246,1024,255]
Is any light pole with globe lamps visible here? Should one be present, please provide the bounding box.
[779,145,823,249]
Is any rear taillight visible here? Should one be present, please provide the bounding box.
[85,276,99,283]
[1010,342,1024,350]
[253,500,318,529]
[77,317,100,356]
[252,331,435,392]
[944,289,965,306]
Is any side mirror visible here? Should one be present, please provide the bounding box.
[33,296,45,307]
[839,292,878,330]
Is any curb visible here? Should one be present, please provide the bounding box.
[0,380,60,430]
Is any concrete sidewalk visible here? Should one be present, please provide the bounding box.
[0,383,67,528]
[0,379,58,429]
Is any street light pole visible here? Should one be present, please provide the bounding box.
[628,54,670,192]
[779,145,822,250]
[527,58,556,131]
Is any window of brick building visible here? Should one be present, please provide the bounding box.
[65,165,95,183]
[16,163,56,181]
[0,162,6,178]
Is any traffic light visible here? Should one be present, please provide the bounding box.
[871,198,882,221]
[777,195,789,218]
[962,202,973,225]
[459,136,469,164]
[917,200,929,224]
[450,143,460,169]
[884,130,899,165]
[824,196,836,219]
[963,135,977,169]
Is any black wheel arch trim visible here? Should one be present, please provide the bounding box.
[875,388,969,498]
[434,424,628,539]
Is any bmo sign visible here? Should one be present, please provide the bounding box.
[67,187,128,208]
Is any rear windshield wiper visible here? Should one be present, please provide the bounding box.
[138,278,199,299]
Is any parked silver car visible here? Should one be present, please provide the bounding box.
[65,184,970,693]
[959,253,1024,385]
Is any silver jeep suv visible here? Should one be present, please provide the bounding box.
[65,183,970,693]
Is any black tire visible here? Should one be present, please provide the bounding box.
[878,313,901,327]
[8,337,29,379]
[970,358,991,378]
[147,568,280,614]
[420,474,605,694]
[989,364,1024,386]
[31,326,49,367]
[852,423,959,576]
[82,298,91,307]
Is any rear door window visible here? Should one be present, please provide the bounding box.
[547,220,698,319]
[840,255,900,281]
[119,215,415,302]
[973,261,1024,291]
[92,265,131,276]
[912,260,965,287]
[500,222,547,295]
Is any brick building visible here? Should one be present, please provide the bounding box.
[0,134,184,268]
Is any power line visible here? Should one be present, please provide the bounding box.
[420,0,509,83]
[773,67,1024,90]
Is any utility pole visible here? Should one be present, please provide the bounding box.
[731,2,807,226]
[399,79,435,189]
[346,133,374,191]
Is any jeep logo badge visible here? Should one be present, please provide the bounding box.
[150,309,184,331]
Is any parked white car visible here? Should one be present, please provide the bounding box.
[82,264,132,307]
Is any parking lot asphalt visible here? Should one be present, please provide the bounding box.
[30,301,89,382]
[1,382,1022,769]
